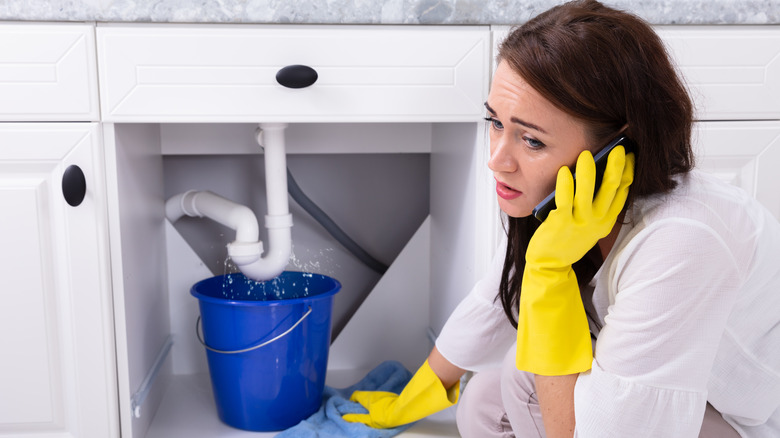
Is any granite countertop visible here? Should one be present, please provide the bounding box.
[3,0,780,25]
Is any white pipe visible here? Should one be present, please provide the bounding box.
[164,123,293,282]
[165,123,292,281]
[232,123,292,281]
[165,190,259,242]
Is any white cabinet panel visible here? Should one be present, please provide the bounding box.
[97,24,489,123]
[659,26,780,121]
[0,23,99,121]
[694,121,780,219]
[0,124,117,437]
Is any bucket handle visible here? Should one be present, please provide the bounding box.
[196,306,312,354]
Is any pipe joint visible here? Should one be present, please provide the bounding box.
[265,213,293,229]
[227,241,263,265]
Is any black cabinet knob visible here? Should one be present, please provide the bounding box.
[62,165,87,207]
[276,65,318,89]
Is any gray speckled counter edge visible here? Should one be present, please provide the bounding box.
[3,0,780,25]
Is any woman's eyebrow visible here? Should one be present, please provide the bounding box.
[484,101,549,135]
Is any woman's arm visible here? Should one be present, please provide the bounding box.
[536,373,578,438]
[428,345,467,390]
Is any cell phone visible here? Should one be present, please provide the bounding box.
[532,135,634,222]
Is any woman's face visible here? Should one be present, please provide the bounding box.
[486,61,597,218]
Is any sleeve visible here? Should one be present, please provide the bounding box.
[435,236,517,372]
[573,219,742,437]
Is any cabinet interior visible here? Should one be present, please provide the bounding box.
[105,121,494,438]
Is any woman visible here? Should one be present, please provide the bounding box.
[343,1,780,436]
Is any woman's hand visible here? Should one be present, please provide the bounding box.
[516,146,634,376]
[528,146,635,268]
[343,347,464,429]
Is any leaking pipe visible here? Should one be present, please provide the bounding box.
[165,123,292,281]
[232,123,293,281]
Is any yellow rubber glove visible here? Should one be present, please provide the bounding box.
[342,360,459,429]
[516,146,635,376]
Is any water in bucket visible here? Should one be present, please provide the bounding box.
[191,271,341,431]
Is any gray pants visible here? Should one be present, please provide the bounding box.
[456,346,740,438]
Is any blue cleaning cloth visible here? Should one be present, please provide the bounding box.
[276,360,414,438]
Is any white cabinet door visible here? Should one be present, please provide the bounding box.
[0,124,118,437]
[97,24,489,123]
[0,23,99,121]
[694,121,780,220]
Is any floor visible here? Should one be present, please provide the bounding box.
[145,372,460,437]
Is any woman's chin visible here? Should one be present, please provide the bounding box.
[498,202,534,219]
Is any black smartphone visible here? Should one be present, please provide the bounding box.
[532,135,634,222]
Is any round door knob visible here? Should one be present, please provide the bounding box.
[62,165,87,207]
[276,65,318,89]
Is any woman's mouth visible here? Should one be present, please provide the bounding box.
[495,179,522,200]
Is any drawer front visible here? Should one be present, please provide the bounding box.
[658,26,780,121]
[97,24,489,123]
[0,23,99,121]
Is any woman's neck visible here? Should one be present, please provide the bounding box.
[598,210,626,260]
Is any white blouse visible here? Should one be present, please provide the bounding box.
[436,170,780,437]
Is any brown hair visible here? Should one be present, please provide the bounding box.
[496,0,695,327]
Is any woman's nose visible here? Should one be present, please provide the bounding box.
[488,138,516,173]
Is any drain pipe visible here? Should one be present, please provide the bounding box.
[231,123,293,281]
[165,123,292,282]
[165,190,260,243]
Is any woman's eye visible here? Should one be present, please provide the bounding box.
[484,117,503,131]
[523,136,545,149]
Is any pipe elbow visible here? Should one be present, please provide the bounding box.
[164,190,260,243]
[232,224,292,281]
[165,190,196,223]
[224,204,260,243]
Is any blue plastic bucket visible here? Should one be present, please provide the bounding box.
[191,271,341,431]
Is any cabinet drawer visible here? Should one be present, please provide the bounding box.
[658,26,780,121]
[97,24,489,123]
[0,23,99,121]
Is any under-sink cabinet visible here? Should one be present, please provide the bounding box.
[98,24,493,438]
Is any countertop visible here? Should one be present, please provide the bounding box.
[3,0,780,25]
